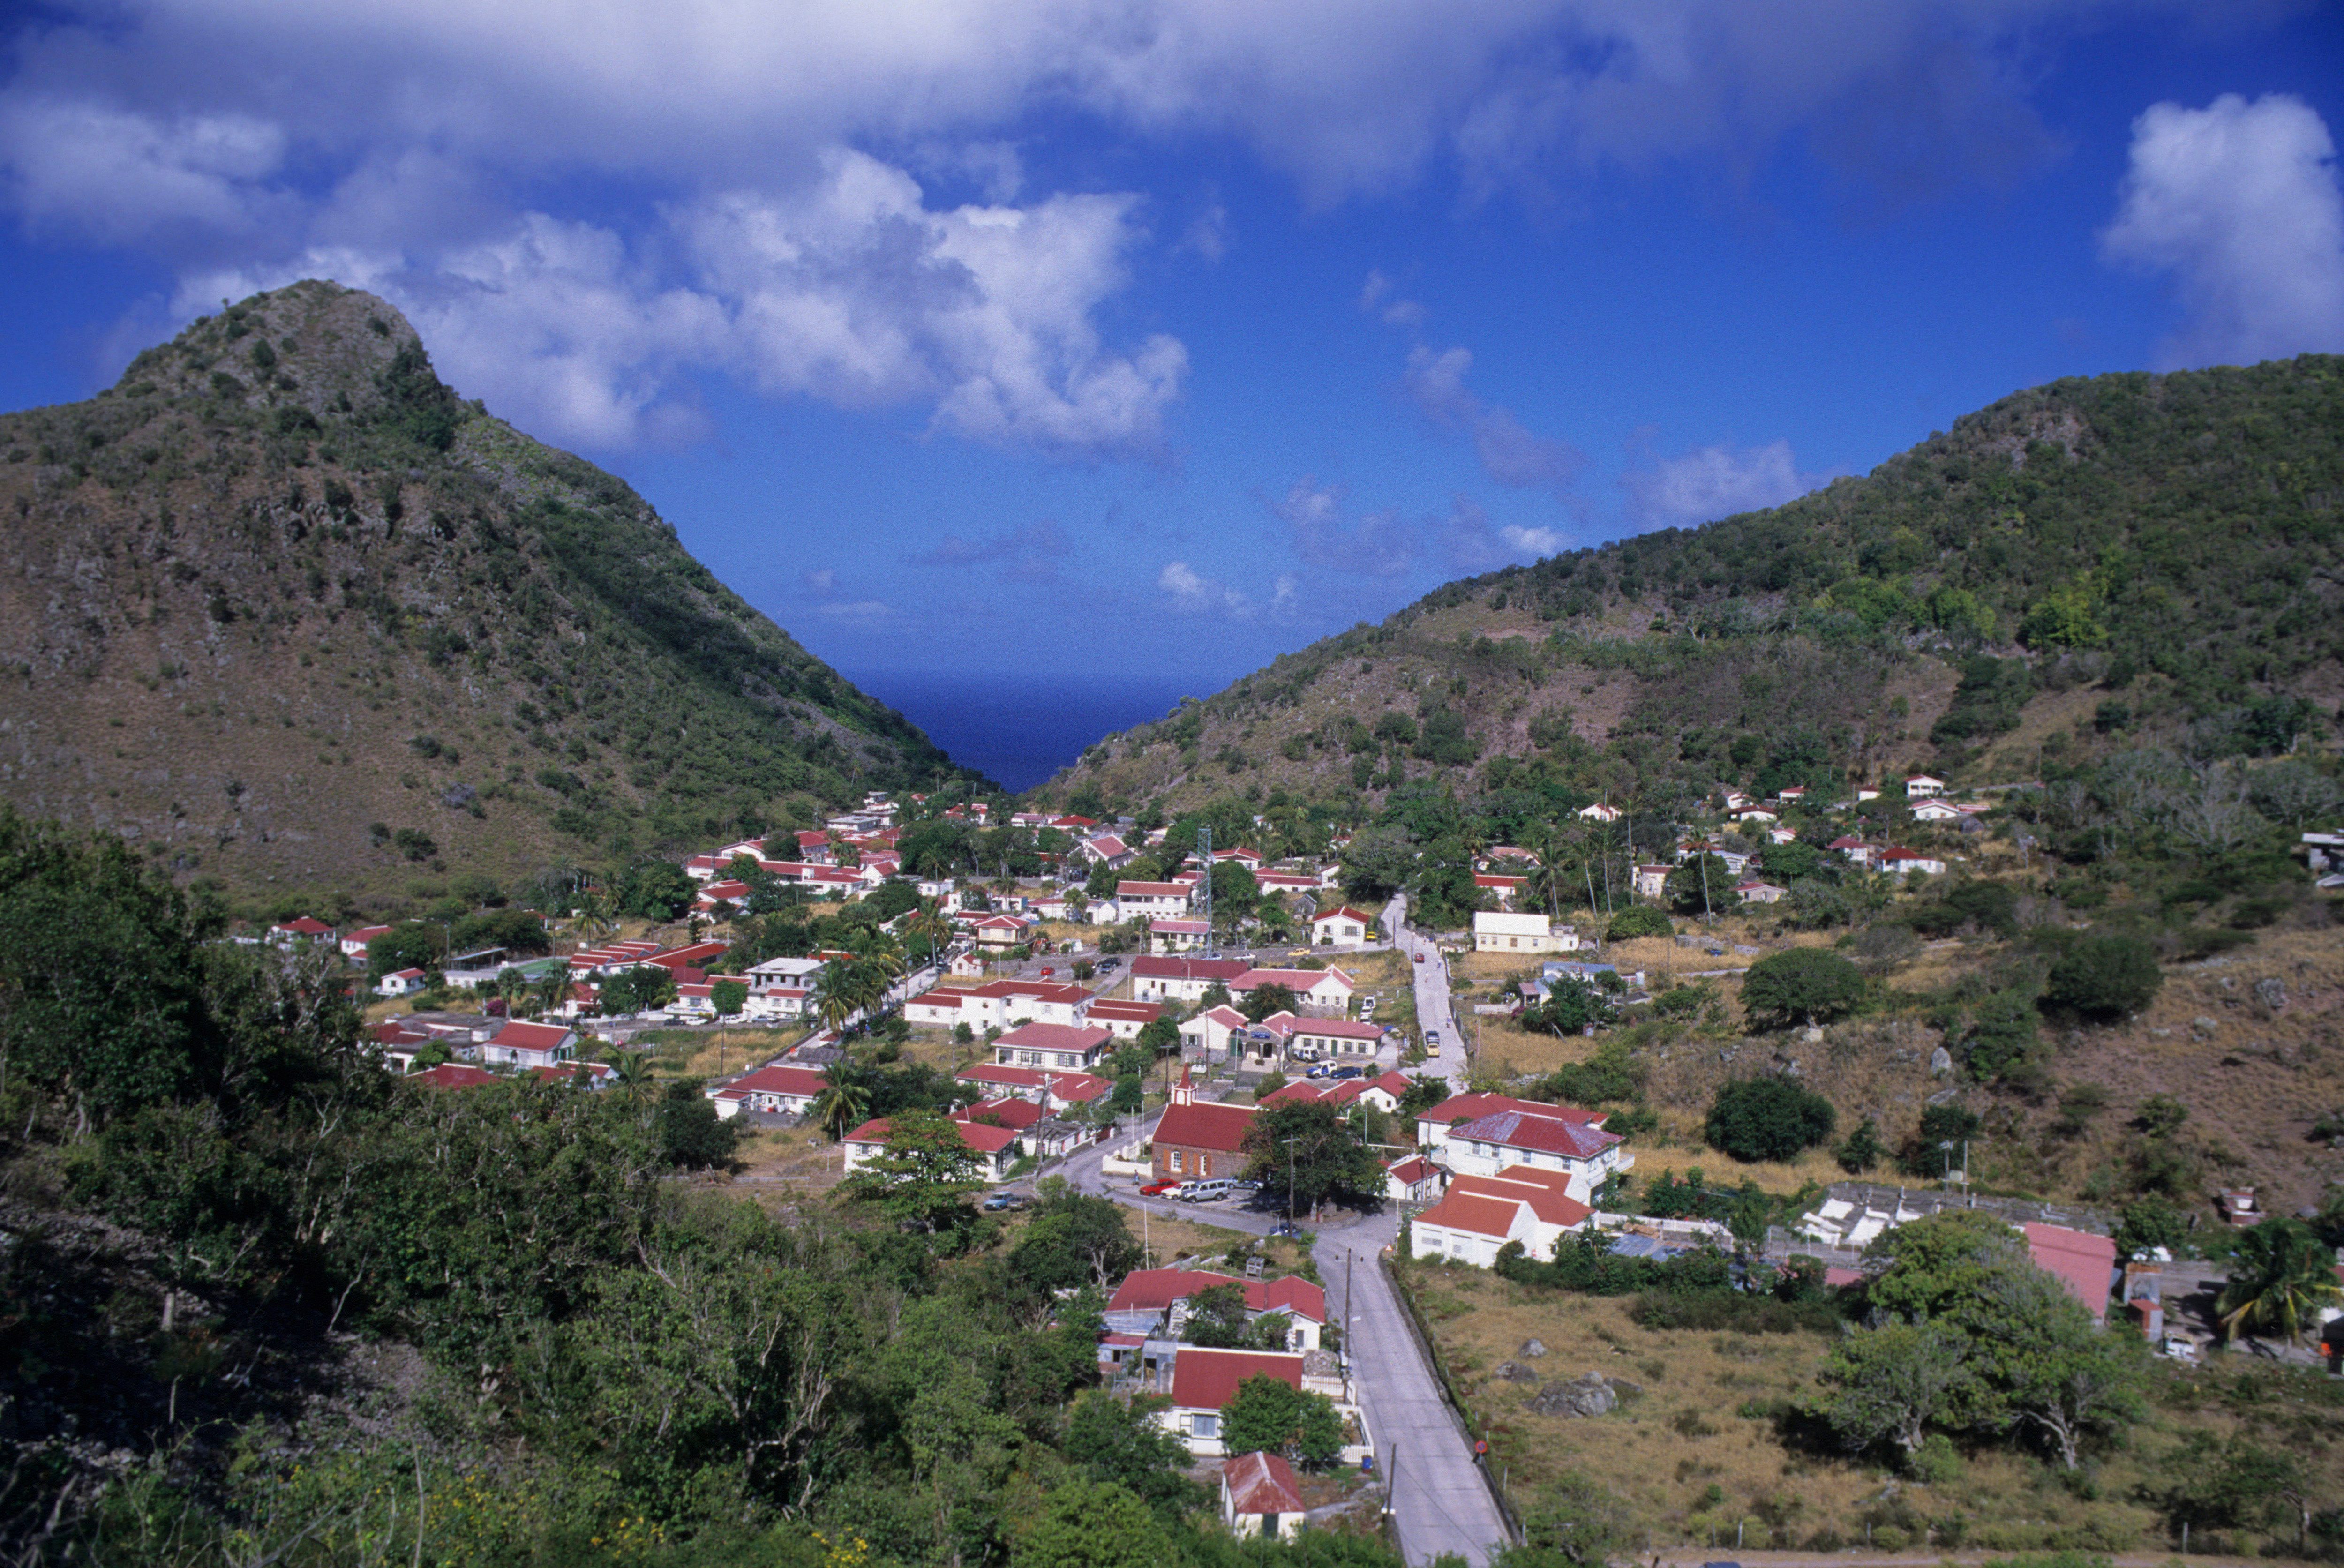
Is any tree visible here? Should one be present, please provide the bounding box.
[656,1080,738,1169]
[366,920,441,978]
[2114,1193,2186,1259]
[1135,1015,1180,1060]
[1014,1478,1169,1568]
[1834,1117,1884,1174]
[2215,1218,2344,1345]
[1219,1375,1345,1468]
[1239,982,1299,1023]
[1814,1320,1975,1460]
[1009,1185,1143,1292]
[1665,854,1741,917]
[1978,1266,2144,1470]
[1240,1100,1385,1218]
[1208,861,1259,927]
[1960,988,2040,1081]
[1739,947,1865,1029]
[1064,1392,1198,1519]
[810,1077,871,1142]
[601,964,678,1016]
[1703,1076,1835,1162]
[1338,825,1420,905]
[2157,1433,2324,1557]
[839,1108,986,1233]
[1605,905,1671,940]
[2043,933,2162,1020]
[609,1051,656,1103]
[710,978,748,1022]
[1521,976,1613,1037]
[1898,1103,1982,1178]
[1182,1282,1253,1348]
[614,858,694,921]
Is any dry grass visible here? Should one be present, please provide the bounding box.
[1406,1266,2215,1555]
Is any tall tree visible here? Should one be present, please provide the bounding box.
[2216,1218,2344,1346]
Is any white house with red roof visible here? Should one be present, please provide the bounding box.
[481,1020,579,1070]
[1229,966,1353,1016]
[1411,1166,1594,1267]
[1259,1068,1412,1115]
[1577,802,1623,823]
[268,916,336,947]
[1442,1109,1630,1200]
[1630,864,1673,900]
[1904,773,1947,798]
[1078,835,1136,870]
[1116,880,1197,920]
[1287,1016,1390,1063]
[1735,880,1789,904]
[969,913,1033,950]
[411,1063,498,1090]
[953,1062,1111,1110]
[1157,1348,1307,1455]
[1129,955,1249,1005]
[1416,1091,1604,1154]
[906,979,1095,1031]
[376,967,428,998]
[1149,917,1211,954]
[1878,848,1948,876]
[1222,1451,1306,1541]
[1384,1154,1444,1204]
[1473,911,1578,954]
[1307,906,1378,947]
[992,1020,1113,1072]
[1106,1268,1328,1350]
[708,1063,828,1120]
[1177,1004,1250,1062]
[1471,874,1525,909]
[1086,998,1166,1040]
[841,1115,1021,1183]
[1254,871,1321,896]
[340,923,392,959]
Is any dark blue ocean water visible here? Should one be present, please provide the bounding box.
[849,672,1200,794]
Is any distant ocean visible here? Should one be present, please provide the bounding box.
[850,672,1200,794]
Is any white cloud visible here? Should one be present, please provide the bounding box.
[1273,477,1418,576]
[0,97,291,244]
[1402,344,1583,495]
[816,600,895,623]
[1501,523,1566,557]
[1157,558,1286,620]
[1623,440,1820,530]
[2101,93,2344,368]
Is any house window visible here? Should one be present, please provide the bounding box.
[1171,1150,1184,1172]
[1190,1412,1218,1439]
[1201,1155,1212,1177]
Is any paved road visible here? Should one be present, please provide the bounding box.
[1319,1214,1509,1566]
[1384,895,1472,1090]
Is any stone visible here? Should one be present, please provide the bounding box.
[1491,1361,1540,1386]
[2191,1016,2219,1040]
[1604,1378,1644,1400]
[1526,1371,1616,1419]
[2254,978,2287,1012]
[1518,1337,1548,1359]
[1802,1025,1825,1044]
[1928,1046,1954,1077]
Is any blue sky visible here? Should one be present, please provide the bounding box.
[1,0,2341,725]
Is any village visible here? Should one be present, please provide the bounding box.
[230,769,2305,1557]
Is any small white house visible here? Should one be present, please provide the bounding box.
[1308,905,1377,947]
[376,967,428,998]
[1904,774,1947,798]
[1473,911,1579,954]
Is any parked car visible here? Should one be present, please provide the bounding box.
[1306,1065,1332,1079]
[1098,957,1121,971]
[1425,1030,1441,1046]
[1331,1066,1364,1080]
[1138,1179,1180,1196]
[1269,1222,1306,1238]
[1178,1178,1235,1203]
[982,1192,1026,1212]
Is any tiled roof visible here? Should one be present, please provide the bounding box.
[1130,956,1249,982]
[1169,1348,1303,1410]
[1421,1092,1599,1128]
[996,1021,1111,1053]
[491,1020,574,1050]
[1450,1110,1623,1160]
[410,1064,497,1090]
[845,1117,1021,1154]
[1452,1168,1591,1229]
[1410,1190,1525,1241]
[2023,1223,2118,1321]
[729,1064,828,1098]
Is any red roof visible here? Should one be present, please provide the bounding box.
[1150,918,1210,933]
[1451,1168,1591,1229]
[996,1021,1111,1054]
[1154,1098,1257,1154]
[1385,1155,1440,1184]
[1450,1110,1623,1161]
[2023,1223,2118,1322]
[1233,967,1351,992]
[273,916,335,935]
[1290,1017,1385,1040]
[729,1064,828,1099]
[1130,956,1249,983]
[411,1064,497,1090]
[648,941,729,970]
[491,1020,575,1052]
[953,1063,1111,1103]
[957,1098,1045,1132]
[845,1117,1021,1155]
[1224,1451,1305,1515]
[1169,1348,1304,1410]
[1421,1092,1600,1129]
[1412,1189,1530,1241]
[1087,999,1165,1024]
[1118,881,1194,898]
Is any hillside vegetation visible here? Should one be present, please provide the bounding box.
[0,281,984,915]
[1044,354,2342,817]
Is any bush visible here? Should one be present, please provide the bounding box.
[2042,933,2162,1020]
[1705,1077,1837,1163]
[1606,906,1672,940]
[1739,947,1866,1030]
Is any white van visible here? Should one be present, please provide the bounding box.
[1178,1178,1235,1203]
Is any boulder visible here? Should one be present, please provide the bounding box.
[1526,1371,1616,1419]
[1928,1045,1954,1077]
[1490,1360,1540,1386]
[2254,977,2287,1012]
[1518,1337,1548,1359]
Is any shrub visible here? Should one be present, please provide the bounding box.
[1705,1077,1837,1162]
[1606,905,1672,940]
[1739,947,1865,1029]
[2042,933,2162,1020]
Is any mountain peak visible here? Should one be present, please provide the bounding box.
[109,280,452,429]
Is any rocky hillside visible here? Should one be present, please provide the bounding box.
[0,281,983,908]
[1038,356,2344,817]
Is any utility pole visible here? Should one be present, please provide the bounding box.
[1197,825,1214,959]
[1285,1134,1301,1223]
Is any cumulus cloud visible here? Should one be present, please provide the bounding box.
[1437,496,1570,572]
[1622,440,1823,530]
[0,97,292,246]
[1157,559,1292,620]
[1402,344,1584,495]
[2101,93,2344,368]
[915,519,1069,583]
[1501,523,1566,557]
[1273,477,1418,576]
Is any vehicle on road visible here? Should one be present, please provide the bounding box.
[1040,967,1054,978]
[1306,1065,1332,1079]
[1426,1030,1440,1046]
[1412,952,1425,964]
[1178,1179,1235,1203]
[1268,1222,1306,1238]
[982,1192,1027,1211]
[1138,1179,1180,1196]
[1097,957,1121,971]
[1331,1066,1364,1080]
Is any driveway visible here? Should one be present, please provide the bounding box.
[1319,1214,1510,1566]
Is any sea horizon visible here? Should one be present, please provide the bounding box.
[846,670,1205,795]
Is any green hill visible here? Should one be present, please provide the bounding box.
[0,281,986,915]
[1039,355,2344,819]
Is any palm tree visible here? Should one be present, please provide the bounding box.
[905,896,954,967]
[810,964,863,1035]
[810,1078,870,1142]
[572,886,616,943]
[609,1052,656,1104]
[2216,1219,2344,1345]
[530,968,571,1019]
